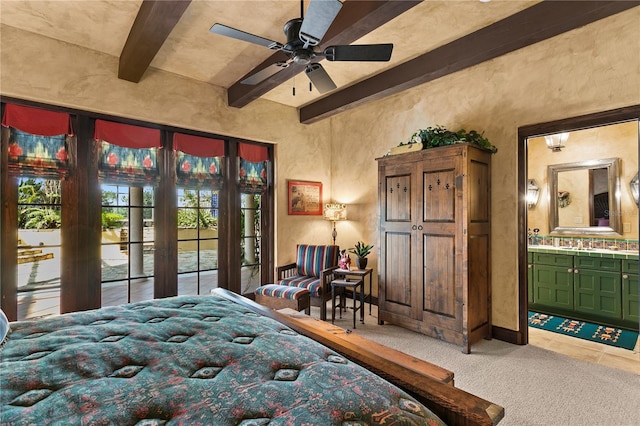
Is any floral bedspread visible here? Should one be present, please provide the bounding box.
[1,295,444,425]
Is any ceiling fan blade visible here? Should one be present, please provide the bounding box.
[299,0,343,47]
[241,61,290,85]
[305,63,337,93]
[323,44,394,62]
[210,23,283,50]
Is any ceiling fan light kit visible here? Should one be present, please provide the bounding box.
[209,0,394,94]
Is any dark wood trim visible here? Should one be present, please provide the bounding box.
[491,325,523,346]
[300,1,640,124]
[154,131,178,298]
[517,104,640,345]
[1,117,18,321]
[262,144,275,286]
[118,0,192,82]
[218,139,242,293]
[227,0,422,108]
[60,116,102,314]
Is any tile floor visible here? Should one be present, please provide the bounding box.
[528,326,640,375]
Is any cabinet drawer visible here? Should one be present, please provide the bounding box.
[622,259,638,274]
[574,256,621,272]
[533,253,573,267]
[527,252,533,263]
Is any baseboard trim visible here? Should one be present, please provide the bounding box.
[492,325,525,345]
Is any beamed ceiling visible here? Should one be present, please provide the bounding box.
[1,1,638,124]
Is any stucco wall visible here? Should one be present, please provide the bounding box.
[327,9,639,330]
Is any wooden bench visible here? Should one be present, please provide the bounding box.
[254,284,311,314]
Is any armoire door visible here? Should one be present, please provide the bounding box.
[378,161,419,319]
[418,154,463,332]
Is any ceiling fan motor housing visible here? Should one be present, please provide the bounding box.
[283,19,304,51]
[283,18,314,65]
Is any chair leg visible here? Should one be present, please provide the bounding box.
[320,296,327,321]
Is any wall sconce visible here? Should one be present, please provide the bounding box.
[544,132,569,152]
[527,179,540,209]
[324,203,347,244]
[631,172,639,207]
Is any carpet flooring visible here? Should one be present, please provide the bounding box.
[320,305,640,426]
[528,311,638,350]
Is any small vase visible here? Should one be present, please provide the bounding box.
[355,257,368,269]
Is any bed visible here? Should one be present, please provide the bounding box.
[0,289,503,425]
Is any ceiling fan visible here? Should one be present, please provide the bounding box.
[209,0,393,93]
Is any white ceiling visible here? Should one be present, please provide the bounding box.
[0,0,538,108]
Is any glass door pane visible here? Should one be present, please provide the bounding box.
[241,193,261,295]
[177,188,219,295]
[101,185,155,306]
[17,178,62,320]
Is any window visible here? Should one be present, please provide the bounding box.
[174,132,225,296]
[1,104,72,320]
[96,120,160,306]
[1,101,274,320]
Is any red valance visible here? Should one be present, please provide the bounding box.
[173,133,225,157]
[2,104,72,136]
[238,142,269,162]
[94,120,160,149]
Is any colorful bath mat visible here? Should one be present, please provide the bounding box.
[528,311,638,350]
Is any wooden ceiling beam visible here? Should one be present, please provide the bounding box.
[227,0,422,108]
[300,1,640,124]
[118,0,192,82]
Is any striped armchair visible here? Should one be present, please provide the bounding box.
[276,244,339,321]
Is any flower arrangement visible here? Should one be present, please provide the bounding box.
[398,125,497,153]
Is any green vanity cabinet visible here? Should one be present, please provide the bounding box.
[622,259,638,325]
[532,253,574,310]
[529,249,638,331]
[573,257,621,320]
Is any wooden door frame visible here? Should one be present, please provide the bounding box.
[516,105,640,345]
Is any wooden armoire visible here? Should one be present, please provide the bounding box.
[376,143,492,353]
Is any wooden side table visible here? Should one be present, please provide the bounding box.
[335,267,373,314]
[331,277,364,329]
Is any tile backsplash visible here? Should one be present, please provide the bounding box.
[530,236,639,252]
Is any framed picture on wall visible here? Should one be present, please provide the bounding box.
[288,180,322,215]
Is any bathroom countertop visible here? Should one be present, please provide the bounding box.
[528,245,638,260]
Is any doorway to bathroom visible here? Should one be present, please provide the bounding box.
[518,106,640,373]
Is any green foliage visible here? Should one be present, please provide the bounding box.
[102,212,125,229]
[18,179,62,229]
[22,207,61,229]
[177,190,216,229]
[177,209,217,229]
[400,125,497,153]
[349,241,374,258]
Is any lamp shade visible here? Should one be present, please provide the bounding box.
[324,203,347,221]
[527,179,540,209]
[544,132,569,152]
